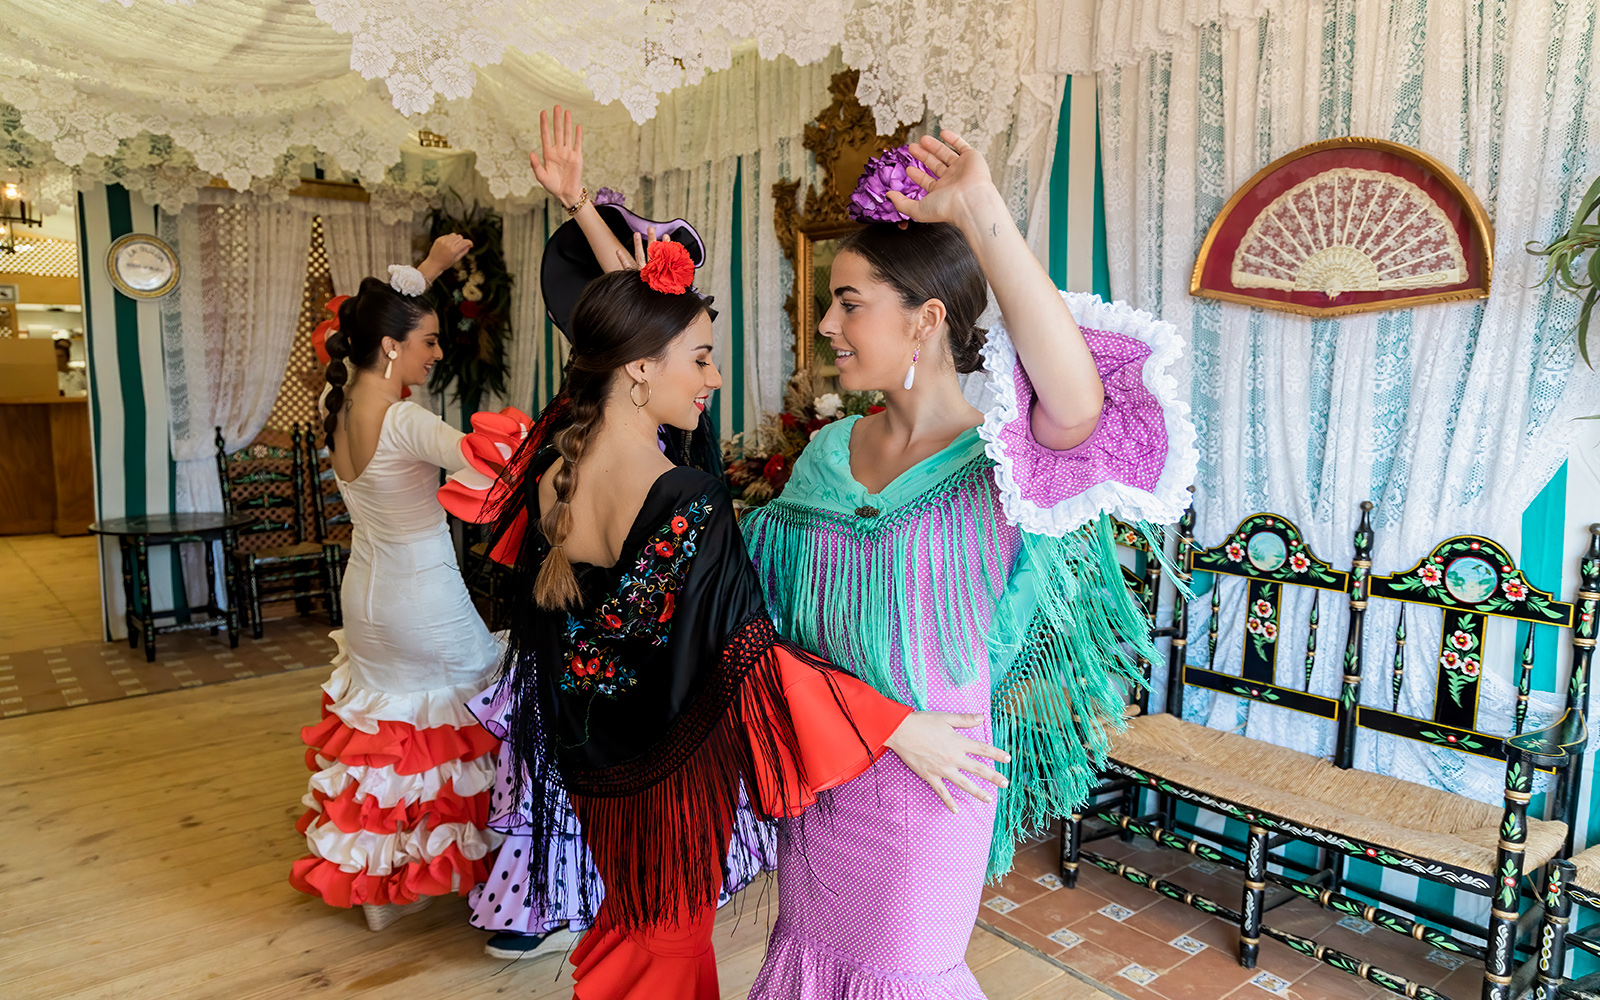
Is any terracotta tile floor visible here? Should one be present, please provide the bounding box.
[982,833,1487,1000]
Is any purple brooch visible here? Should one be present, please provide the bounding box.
[848,145,928,223]
[593,187,626,206]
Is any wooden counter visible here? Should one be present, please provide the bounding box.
[0,396,94,536]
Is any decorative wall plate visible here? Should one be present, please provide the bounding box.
[106,233,180,299]
[1191,137,1492,318]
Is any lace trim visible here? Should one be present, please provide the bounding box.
[977,290,1198,535]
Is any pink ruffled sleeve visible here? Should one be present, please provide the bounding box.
[977,291,1198,536]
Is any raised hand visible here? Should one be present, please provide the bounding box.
[883,710,1011,814]
[529,104,585,209]
[885,130,997,230]
[614,227,667,270]
[418,233,473,282]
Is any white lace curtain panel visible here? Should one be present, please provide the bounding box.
[1094,0,1600,810]
[159,188,316,599]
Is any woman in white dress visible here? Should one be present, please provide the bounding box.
[290,236,506,933]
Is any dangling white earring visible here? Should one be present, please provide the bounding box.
[903,347,920,391]
[384,349,398,380]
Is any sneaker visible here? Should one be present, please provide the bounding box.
[484,927,583,960]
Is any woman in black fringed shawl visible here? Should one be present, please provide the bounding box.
[439,229,1010,997]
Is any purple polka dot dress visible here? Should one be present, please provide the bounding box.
[742,304,1196,998]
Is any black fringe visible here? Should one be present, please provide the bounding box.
[501,614,871,933]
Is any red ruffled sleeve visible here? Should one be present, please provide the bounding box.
[741,648,911,818]
[436,406,532,564]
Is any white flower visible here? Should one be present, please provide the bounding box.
[428,57,477,103]
[461,282,483,302]
[387,264,427,296]
[814,392,843,419]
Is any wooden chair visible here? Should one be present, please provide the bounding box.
[304,422,352,562]
[214,426,342,638]
[1067,504,1591,1000]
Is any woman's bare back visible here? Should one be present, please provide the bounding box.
[537,438,673,569]
[329,392,397,482]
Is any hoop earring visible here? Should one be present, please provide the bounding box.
[903,347,920,391]
[630,379,651,408]
[383,349,398,380]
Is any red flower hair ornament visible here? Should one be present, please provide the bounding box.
[640,239,695,294]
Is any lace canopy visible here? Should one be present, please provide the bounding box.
[0,0,1130,221]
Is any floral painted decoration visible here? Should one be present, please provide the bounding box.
[559,496,713,697]
[848,145,929,223]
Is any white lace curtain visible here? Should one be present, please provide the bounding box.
[321,204,415,298]
[1097,0,1600,808]
[159,188,316,597]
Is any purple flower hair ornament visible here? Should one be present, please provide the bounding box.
[593,186,626,206]
[848,145,929,223]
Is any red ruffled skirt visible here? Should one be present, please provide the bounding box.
[290,632,504,907]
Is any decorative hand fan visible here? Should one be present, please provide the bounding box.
[1192,137,1492,318]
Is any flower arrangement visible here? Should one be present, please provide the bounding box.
[848,145,929,223]
[722,372,884,506]
[426,202,513,408]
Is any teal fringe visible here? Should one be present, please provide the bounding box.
[743,461,1164,881]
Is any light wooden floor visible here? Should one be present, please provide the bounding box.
[0,533,102,654]
[0,669,1105,1000]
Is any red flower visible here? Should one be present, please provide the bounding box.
[605,663,616,678]
[658,591,676,623]
[868,405,886,414]
[671,516,688,535]
[806,418,827,433]
[780,412,801,430]
[569,655,584,675]
[763,453,792,490]
[460,299,481,319]
[586,657,602,676]
[603,613,623,631]
[640,240,695,294]
[655,540,676,558]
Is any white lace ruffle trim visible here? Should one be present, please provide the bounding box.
[977,290,1199,536]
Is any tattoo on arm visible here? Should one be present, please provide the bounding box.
[991,222,998,237]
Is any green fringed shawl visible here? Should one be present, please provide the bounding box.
[742,417,1163,878]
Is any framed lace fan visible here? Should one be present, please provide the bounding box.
[1191,137,1492,318]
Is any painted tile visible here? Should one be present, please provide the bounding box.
[1048,928,1084,950]
[1034,873,1064,891]
[983,896,1019,915]
[1098,902,1137,922]
[1169,934,1207,955]
[1118,963,1160,986]
[1249,971,1292,995]
[1336,915,1376,934]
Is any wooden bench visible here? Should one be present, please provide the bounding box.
[1064,505,1596,1000]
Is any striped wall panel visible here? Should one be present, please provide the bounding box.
[77,183,181,641]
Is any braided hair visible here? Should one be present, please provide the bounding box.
[321,277,433,451]
[532,268,714,609]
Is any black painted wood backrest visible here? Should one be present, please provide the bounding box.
[214,425,306,551]
[1359,534,1579,765]
[303,423,351,544]
[1165,508,1360,742]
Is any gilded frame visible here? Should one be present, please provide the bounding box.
[773,69,909,373]
[1190,136,1493,318]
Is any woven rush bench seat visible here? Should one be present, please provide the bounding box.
[1108,712,1568,877]
[250,541,328,561]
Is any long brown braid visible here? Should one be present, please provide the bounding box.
[530,267,713,610]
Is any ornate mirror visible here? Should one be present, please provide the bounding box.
[773,70,911,385]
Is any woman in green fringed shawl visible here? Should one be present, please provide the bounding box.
[743,132,1198,999]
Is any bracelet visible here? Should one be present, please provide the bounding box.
[564,187,590,216]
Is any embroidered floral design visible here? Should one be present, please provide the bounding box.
[560,496,714,697]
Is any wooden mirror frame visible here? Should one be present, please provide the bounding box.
[773,70,910,374]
